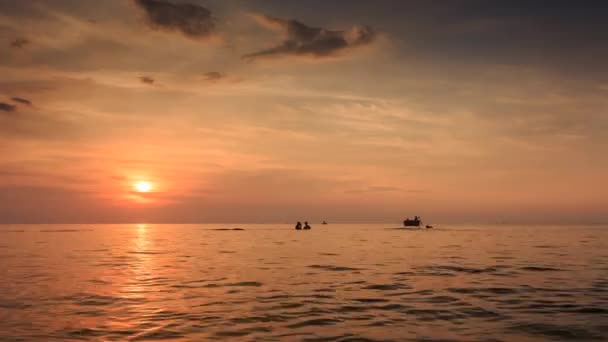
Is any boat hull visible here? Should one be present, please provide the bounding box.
[403,220,421,227]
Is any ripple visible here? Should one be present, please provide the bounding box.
[308,264,362,271]
[131,328,185,341]
[287,318,342,328]
[510,322,603,340]
[447,287,521,295]
[363,283,411,291]
[404,308,465,321]
[415,264,509,276]
[227,281,263,287]
[0,300,32,309]
[520,266,562,272]
[60,293,144,306]
[353,298,388,303]
[127,250,171,255]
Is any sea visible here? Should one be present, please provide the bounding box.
[0,223,607,341]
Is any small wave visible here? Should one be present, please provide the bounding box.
[68,294,120,306]
[65,328,108,338]
[404,308,465,321]
[448,287,521,295]
[520,266,562,272]
[424,295,460,303]
[510,322,603,340]
[459,307,502,318]
[227,281,263,287]
[60,293,144,306]
[127,250,170,255]
[287,318,342,328]
[352,298,389,303]
[363,283,411,291]
[415,265,508,276]
[0,301,31,309]
[214,326,272,337]
[308,264,362,271]
[131,328,185,341]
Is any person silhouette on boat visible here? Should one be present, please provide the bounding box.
[303,221,311,230]
[295,221,302,230]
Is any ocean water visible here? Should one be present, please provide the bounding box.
[0,223,607,341]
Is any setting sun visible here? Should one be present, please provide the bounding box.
[133,181,153,193]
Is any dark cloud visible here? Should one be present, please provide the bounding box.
[134,0,215,40]
[10,37,30,48]
[0,102,17,112]
[203,71,225,81]
[140,76,155,84]
[243,14,376,60]
[11,97,32,105]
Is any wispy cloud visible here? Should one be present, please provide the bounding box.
[9,37,30,48]
[0,102,17,112]
[140,76,155,84]
[11,97,32,105]
[243,14,376,60]
[203,71,225,81]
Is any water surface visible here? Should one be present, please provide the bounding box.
[1,224,607,341]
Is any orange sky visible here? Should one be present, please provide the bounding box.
[1,1,607,223]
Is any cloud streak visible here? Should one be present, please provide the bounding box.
[244,14,376,60]
[0,102,17,112]
[203,71,225,81]
[10,38,30,48]
[11,97,32,105]
[140,76,155,84]
[134,0,215,40]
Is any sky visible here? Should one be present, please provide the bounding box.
[1,0,607,224]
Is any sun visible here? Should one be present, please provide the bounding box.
[133,181,153,193]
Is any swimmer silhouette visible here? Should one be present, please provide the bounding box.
[303,221,311,230]
[295,221,302,230]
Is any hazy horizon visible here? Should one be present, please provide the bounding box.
[2,0,607,224]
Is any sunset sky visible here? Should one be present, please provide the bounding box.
[1,0,607,223]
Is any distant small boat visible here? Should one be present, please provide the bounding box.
[425,225,433,229]
[403,217,421,227]
[322,221,328,225]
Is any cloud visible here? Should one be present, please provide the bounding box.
[134,0,215,40]
[10,37,30,48]
[11,97,32,105]
[243,15,376,60]
[140,76,155,84]
[203,71,225,81]
[0,102,17,112]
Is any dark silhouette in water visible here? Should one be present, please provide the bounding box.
[303,221,311,230]
[403,216,421,227]
[295,222,302,230]
[322,221,328,225]
[426,225,433,229]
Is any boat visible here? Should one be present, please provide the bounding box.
[403,216,421,227]
[322,221,328,225]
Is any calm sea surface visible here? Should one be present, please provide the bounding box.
[0,224,607,341]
